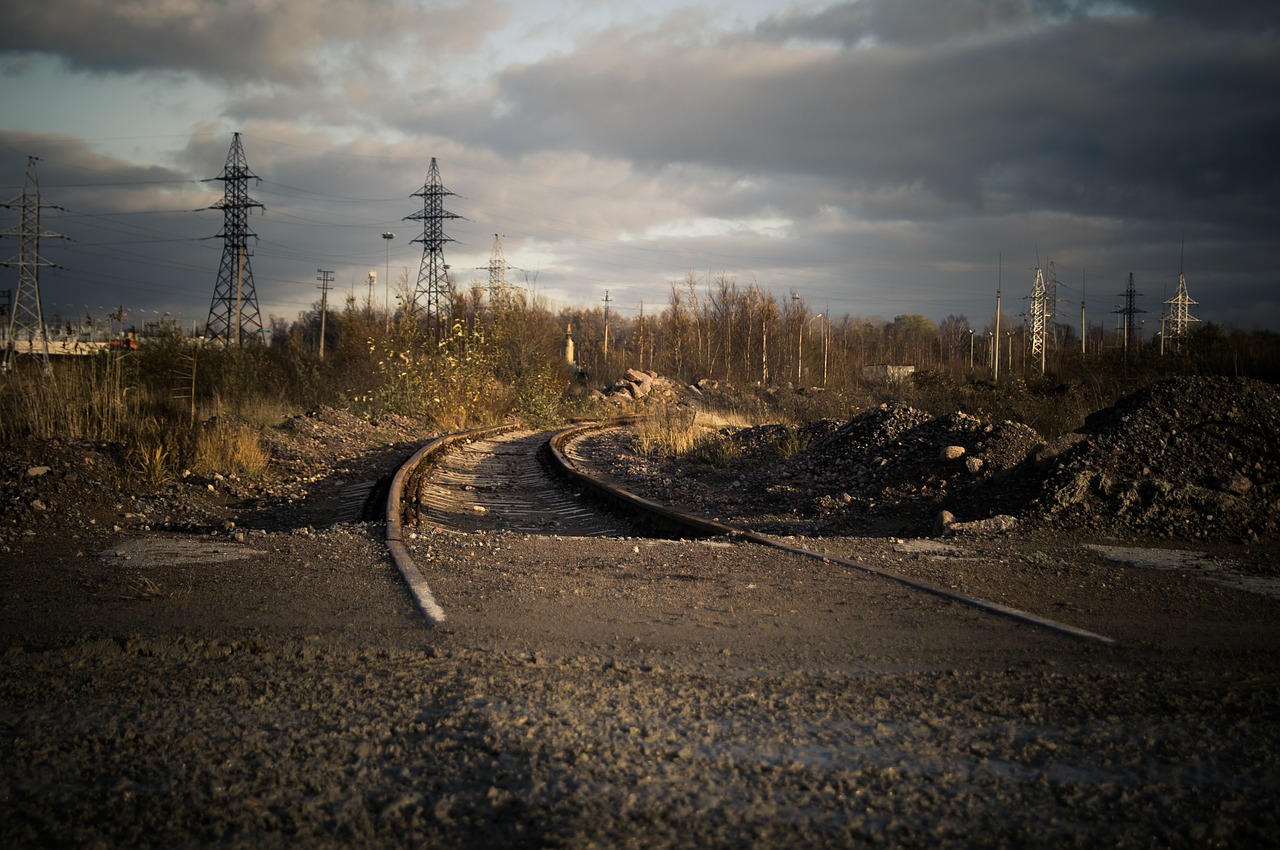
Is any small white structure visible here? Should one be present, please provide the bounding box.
[862,364,916,384]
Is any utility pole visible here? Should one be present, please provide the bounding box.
[316,269,333,359]
[761,319,769,384]
[601,289,612,358]
[1080,269,1087,357]
[204,133,264,347]
[381,231,394,330]
[822,306,829,388]
[404,157,460,337]
[993,257,1002,381]
[2,156,65,372]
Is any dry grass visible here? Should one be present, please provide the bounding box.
[633,404,699,456]
[225,395,297,430]
[191,420,271,478]
[0,354,137,443]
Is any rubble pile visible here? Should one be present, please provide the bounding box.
[1015,376,1280,541]
[609,375,1278,543]
[591,369,684,407]
[763,404,1045,536]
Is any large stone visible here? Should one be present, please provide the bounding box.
[934,510,956,535]
[945,514,1018,535]
[939,445,966,461]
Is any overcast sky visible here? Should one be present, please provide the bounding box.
[2,0,1278,336]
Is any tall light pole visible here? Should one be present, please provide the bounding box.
[381,232,394,330]
[801,313,823,386]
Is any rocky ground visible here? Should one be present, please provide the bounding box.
[597,376,1280,545]
[3,379,1280,847]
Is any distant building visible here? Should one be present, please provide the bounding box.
[862,364,916,384]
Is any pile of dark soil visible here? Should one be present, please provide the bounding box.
[1011,376,1280,542]
[605,375,1279,543]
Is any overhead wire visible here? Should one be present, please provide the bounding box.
[5,131,1013,321]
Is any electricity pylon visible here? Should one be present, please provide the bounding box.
[404,157,460,334]
[1162,272,1199,352]
[204,133,264,346]
[1114,272,1145,358]
[483,233,514,297]
[478,233,524,314]
[1027,266,1048,374]
[2,156,65,372]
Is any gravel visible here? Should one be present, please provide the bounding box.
[3,381,1280,848]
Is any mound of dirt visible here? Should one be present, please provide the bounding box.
[1011,376,1280,542]
[601,375,1279,543]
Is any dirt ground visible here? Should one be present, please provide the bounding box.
[2,401,1279,848]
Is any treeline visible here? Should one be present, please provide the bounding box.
[278,271,1280,409]
[5,271,1278,453]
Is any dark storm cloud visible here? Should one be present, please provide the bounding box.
[446,4,1278,240]
[3,2,1277,330]
[0,0,504,85]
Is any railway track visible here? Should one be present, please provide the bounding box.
[386,422,1116,645]
[408,428,631,537]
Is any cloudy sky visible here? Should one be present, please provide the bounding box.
[2,0,1278,337]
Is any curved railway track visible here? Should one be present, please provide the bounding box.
[386,422,1116,645]
[410,428,631,537]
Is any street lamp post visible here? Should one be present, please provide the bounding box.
[381,232,394,330]
[800,313,823,386]
[968,329,975,370]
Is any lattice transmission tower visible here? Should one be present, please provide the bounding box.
[1114,272,1145,357]
[485,234,511,295]
[204,133,265,346]
[478,233,522,307]
[1027,266,1048,374]
[2,156,65,372]
[404,157,461,332]
[1162,270,1199,352]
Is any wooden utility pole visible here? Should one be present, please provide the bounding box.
[317,269,333,359]
[601,289,612,358]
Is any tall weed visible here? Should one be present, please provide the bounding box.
[192,419,270,478]
[634,404,698,456]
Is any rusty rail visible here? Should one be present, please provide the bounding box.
[545,421,1117,646]
[384,423,517,625]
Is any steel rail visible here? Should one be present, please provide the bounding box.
[385,423,517,625]
[546,421,1117,646]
